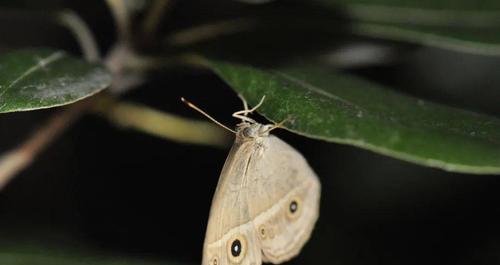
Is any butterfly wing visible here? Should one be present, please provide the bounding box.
[203,139,263,265]
[203,134,321,265]
[246,135,321,263]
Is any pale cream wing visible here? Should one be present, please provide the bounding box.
[245,135,321,264]
[202,139,263,265]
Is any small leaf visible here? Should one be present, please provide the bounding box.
[0,48,112,113]
[232,0,276,4]
[315,1,500,55]
[352,22,500,56]
[209,60,500,174]
[0,245,187,265]
[0,252,185,265]
[327,0,500,10]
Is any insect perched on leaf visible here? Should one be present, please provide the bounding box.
[182,95,321,265]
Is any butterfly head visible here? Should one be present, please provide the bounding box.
[236,123,273,139]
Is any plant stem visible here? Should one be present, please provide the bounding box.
[56,9,100,62]
[105,0,131,41]
[0,99,93,189]
[165,18,257,46]
[142,0,172,38]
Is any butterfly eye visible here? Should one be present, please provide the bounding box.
[227,234,247,263]
[242,127,253,137]
[286,196,302,220]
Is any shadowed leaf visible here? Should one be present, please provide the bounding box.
[0,48,111,113]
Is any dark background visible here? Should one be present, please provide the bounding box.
[0,1,500,265]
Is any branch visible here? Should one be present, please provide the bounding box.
[56,9,100,62]
[0,99,93,189]
[105,0,131,41]
[165,18,257,46]
[142,0,172,38]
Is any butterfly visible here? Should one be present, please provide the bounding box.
[182,95,321,265]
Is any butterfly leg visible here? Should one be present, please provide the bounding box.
[232,95,266,123]
[237,93,250,114]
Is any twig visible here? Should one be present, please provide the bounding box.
[105,0,131,41]
[0,99,93,189]
[142,0,172,38]
[165,18,257,46]
[56,9,100,62]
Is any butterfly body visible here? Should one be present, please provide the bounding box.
[203,122,321,265]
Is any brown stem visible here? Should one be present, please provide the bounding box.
[142,0,172,38]
[0,98,93,189]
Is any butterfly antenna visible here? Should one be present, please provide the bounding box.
[181,97,236,134]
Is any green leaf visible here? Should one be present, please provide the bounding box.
[0,246,186,265]
[352,22,500,56]
[0,49,112,113]
[328,0,500,10]
[208,60,500,174]
[315,1,500,55]
[0,253,182,265]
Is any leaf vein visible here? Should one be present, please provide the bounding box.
[0,51,65,98]
[274,71,364,111]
